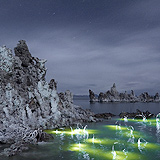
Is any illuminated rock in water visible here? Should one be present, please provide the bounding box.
[105,125,128,131]
[127,126,135,143]
[92,134,94,144]
[156,113,160,142]
[156,113,160,122]
[111,144,117,160]
[137,138,148,152]
[124,116,128,122]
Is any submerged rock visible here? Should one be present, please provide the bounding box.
[0,40,97,156]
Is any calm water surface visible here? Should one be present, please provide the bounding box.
[74,97,160,115]
[1,98,160,160]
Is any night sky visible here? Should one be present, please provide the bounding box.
[0,0,160,95]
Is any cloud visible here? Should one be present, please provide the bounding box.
[0,0,160,95]
[20,25,159,95]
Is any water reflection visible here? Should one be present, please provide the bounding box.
[43,115,160,160]
[74,98,160,115]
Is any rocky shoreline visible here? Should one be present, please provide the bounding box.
[119,109,155,119]
[89,83,160,103]
[0,41,157,157]
[93,109,155,120]
[94,113,115,119]
[0,40,98,156]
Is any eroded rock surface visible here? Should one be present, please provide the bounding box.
[89,89,97,102]
[89,83,160,103]
[0,40,97,156]
[94,113,115,119]
[119,109,155,119]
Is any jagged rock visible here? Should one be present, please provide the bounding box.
[3,129,53,157]
[94,113,115,119]
[89,89,97,102]
[98,92,106,102]
[110,83,120,100]
[49,79,57,90]
[14,40,33,67]
[154,93,160,102]
[139,92,154,102]
[0,40,97,156]
[119,109,155,119]
[131,90,135,97]
[89,83,159,103]
[4,142,29,157]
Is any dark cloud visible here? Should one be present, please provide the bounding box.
[0,0,160,95]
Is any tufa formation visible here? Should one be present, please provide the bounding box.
[0,40,96,156]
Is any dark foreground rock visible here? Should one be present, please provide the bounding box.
[3,129,54,157]
[94,113,115,119]
[0,40,97,156]
[119,109,155,119]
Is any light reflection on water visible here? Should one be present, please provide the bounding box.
[1,97,160,160]
[73,97,160,115]
[50,117,160,160]
[1,117,160,160]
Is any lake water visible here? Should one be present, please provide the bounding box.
[1,98,160,160]
[73,97,160,115]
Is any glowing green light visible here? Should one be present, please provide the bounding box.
[70,143,87,151]
[144,143,160,149]
[86,138,120,145]
[45,129,98,135]
[118,118,135,122]
[123,130,146,138]
[86,138,101,144]
[105,125,129,130]
[69,143,145,160]
[69,144,113,158]
[118,118,158,125]
[115,151,144,160]
[132,142,160,150]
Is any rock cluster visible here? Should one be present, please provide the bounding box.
[89,89,97,102]
[119,109,155,119]
[94,113,115,119]
[0,40,97,156]
[89,83,160,103]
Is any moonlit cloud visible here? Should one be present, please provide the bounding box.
[0,0,160,95]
